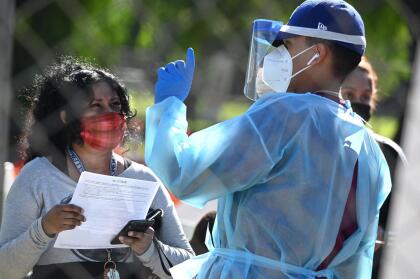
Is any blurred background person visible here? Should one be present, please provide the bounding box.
[341,56,407,174]
[340,56,407,279]
[0,57,193,279]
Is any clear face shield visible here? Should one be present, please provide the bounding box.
[243,19,283,101]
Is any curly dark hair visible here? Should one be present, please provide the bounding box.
[19,56,136,171]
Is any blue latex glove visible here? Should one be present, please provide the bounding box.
[154,48,195,104]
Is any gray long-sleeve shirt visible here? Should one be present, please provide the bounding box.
[0,157,194,279]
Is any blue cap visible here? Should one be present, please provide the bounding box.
[275,0,365,55]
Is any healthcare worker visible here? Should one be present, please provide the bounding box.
[145,0,391,278]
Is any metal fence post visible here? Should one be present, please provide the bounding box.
[0,0,15,223]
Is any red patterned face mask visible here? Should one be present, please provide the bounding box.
[80,112,126,151]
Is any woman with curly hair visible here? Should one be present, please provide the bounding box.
[0,57,193,279]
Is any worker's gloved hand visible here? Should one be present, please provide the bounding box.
[154,48,195,104]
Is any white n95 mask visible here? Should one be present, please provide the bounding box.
[262,45,319,93]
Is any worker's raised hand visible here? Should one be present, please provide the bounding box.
[154,47,195,104]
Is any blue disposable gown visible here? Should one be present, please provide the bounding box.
[145,93,391,278]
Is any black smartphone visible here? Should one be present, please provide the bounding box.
[111,219,155,245]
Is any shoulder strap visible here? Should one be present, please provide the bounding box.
[153,237,173,276]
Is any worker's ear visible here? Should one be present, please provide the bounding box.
[59,110,67,124]
[310,43,328,65]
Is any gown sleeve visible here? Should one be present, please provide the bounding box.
[145,96,280,208]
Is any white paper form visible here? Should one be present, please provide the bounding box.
[54,171,159,249]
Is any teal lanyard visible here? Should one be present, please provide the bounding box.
[66,146,117,176]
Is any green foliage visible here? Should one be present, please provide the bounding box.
[64,0,135,64]
[15,0,412,93]
[369,115,399,139]
[188,119,216,133]
[218,100,249,122]
[27,2,73,46]
[354,0,412,98]
[129,90,153,120]
[13,0,413,129]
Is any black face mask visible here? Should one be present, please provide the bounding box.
[351,102,372,122]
